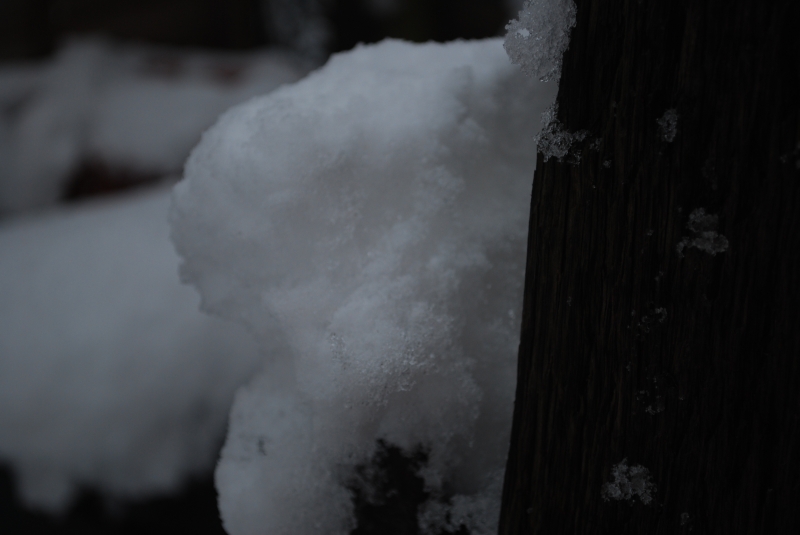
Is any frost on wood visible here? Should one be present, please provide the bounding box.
[534,102,589,163]
[503,0,578,82]
[170,38,556,535]
[0,187,261,512]
[676,208,729,257]
[656,108,679,142]
[601,458,656,505]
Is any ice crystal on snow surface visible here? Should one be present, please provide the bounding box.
[504,0,577,82]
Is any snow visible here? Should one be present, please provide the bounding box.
[504,0,577,82]
[0,186,262,512]
[676,208,729,257]
[535,102,588,163]
[0,38,308,216]
[170,38,556,535]
[657,108,678,142]
[601,458,656,505]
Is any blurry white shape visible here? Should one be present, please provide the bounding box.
[0,186,262,512]
[504,0,577,82]
[171,38,556,535]
[0,40,108,215]
[0,37,308,216]
[87,48,305,174]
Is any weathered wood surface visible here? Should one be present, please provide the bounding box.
[499,1,799,533]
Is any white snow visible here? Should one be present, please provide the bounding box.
[170,38,556,535]
[0,186,262,512]
[504,0,577,82]
[0,38,308,216]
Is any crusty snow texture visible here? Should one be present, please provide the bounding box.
[0,187,261,512]
[171,38,556,535]
[504,0,577,82]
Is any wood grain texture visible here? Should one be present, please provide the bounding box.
[499,1,800,533]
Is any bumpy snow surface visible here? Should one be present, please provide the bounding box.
[171,38,556,535]
[0,187,261,512]
[504,0,577,82]
[0,38,307,216]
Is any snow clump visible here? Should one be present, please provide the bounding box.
[676,207,729,257]
[504,0,578,82]
[0,187,261,512]
[601,458,656,505]
[170,38,556,535]
[534,102,589,163]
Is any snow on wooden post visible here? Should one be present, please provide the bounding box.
[499,0,800,533]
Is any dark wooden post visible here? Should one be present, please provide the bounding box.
[499,1,800,533]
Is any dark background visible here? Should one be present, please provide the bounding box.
[0,0,515,62]
[0,1,518,533]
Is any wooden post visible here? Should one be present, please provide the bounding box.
[499,1,800,533]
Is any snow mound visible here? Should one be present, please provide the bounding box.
[0,187,262,512]
[171,38,556,535]
[0,38,308,216]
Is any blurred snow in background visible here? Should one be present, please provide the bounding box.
[0,37,308,216]
[172,38,556,535]
[0,36,307,517]
[0,187,262,512]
